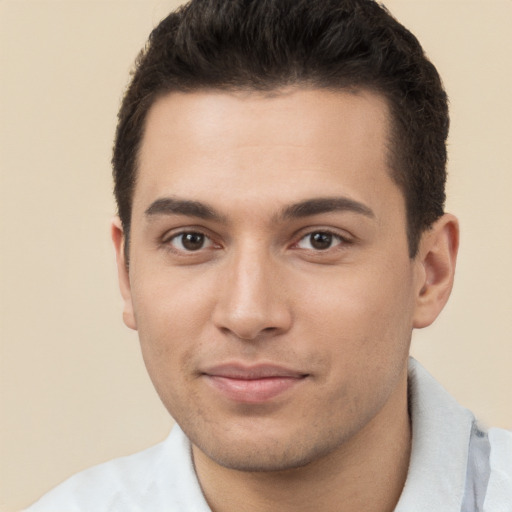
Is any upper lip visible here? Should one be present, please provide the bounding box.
[202,363,308,380]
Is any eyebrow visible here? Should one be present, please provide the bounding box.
[145,197,223,221]
[144,195,374,223]
[279,197,374,220]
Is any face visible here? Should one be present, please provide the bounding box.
[114,88,434,473]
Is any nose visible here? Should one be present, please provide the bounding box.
[212,245,292,341]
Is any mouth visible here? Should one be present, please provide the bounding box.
[201,364,309,404]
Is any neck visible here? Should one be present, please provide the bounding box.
[193,369,411,512]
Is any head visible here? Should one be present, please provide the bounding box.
[113,0,449,260]
[111,0,458,477]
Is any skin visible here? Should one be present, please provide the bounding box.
[112,88,458,512]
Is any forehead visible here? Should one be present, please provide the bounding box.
[140,87,391,161]
[135,88,401,219]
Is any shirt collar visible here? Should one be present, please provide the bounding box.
[395,358,475,511]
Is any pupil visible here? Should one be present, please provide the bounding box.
[311,232,332,250]
[182,233,204,251]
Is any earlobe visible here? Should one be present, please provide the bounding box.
[413,214,459,329]
[111,217,137,331]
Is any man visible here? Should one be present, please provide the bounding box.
[25,0,511,510]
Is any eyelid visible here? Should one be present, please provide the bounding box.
[161,224,212,241]
[160,227,222,254]
[158,225,354,256]
[296,232,345,250]
[171,232,214,251]
[290,227,354,248]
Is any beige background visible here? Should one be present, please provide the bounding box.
[1,1,511,510]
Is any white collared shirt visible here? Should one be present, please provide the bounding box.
[25,359,512,511]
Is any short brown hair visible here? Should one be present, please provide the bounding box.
[113,0,449,257]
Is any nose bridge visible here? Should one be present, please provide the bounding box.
[213,239,290,340]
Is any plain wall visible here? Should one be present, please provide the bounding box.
[1,1,510,510]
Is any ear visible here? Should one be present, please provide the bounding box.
[111,217,137,330]
[413,214,459,329]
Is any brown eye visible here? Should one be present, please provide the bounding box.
[310,232,333,250]
[170,232,212,251]
[297,231,343,251]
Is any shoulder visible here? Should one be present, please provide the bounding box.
[485,427,512,509]
[23,426,208,512]
[24,439,168,512]
[399,359,512,510]
[488,425,512,453]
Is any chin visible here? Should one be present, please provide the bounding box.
[192,426,347,474]
[201,447,317,473]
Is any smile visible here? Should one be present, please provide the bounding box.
[202,364,309,404]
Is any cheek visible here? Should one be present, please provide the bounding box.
[129,271,215,388]
[298,266,414,425]
[301,260,415,369]
[132,266,215,336]
[133,293,204,422]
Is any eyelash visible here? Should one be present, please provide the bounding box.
[161,228,351,256]
[162,230,218,254]
[293,230,350,251]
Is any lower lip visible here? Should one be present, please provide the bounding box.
[205,375,305,403]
